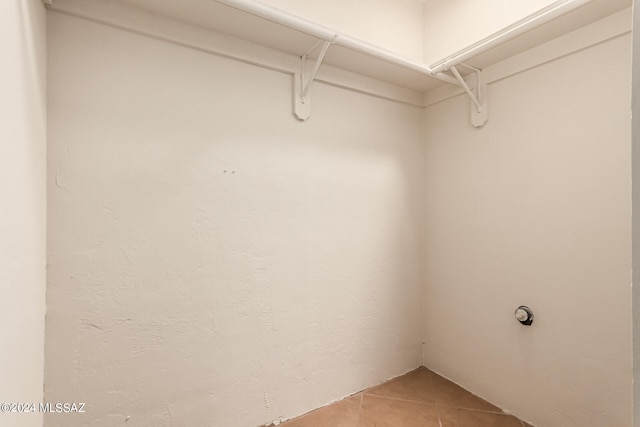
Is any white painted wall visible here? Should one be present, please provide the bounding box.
[45,11,425,427]
[632,1,640,425]
[261,0,426,62]
[0,1,47,427]
[422,0,556,63]
[631,0,640,427]
[422,29,632,427]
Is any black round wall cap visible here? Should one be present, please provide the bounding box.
[515,306,534,326]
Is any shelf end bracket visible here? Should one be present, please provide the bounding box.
[294,39,333,121]
[450,65,488,128]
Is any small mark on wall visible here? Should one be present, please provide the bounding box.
[263,389,270,409]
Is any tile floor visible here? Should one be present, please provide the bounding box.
[278,367,533,427]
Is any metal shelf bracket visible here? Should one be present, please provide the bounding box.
[450,64,488,128]
[294,39,334,121]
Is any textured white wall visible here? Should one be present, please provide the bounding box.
[45,12,425,427]
[0,1,47,426]
[261,0,425,62]
[422,32,632,426]
[632,1,640,425]
[422,0,556,63]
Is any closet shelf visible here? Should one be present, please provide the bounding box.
[431,0,630,74]
[208,0,628,124]
[48,0,630,122]
[80,0,626,94]
[216,0,458,87]
[52,0,630,93]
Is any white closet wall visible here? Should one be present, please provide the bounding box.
[422,27,632,427]
[0,2,47,427]
[633,2,640,424]
[42,1,634,427]
[45,12,425,427]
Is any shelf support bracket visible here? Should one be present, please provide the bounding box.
[450,65,488,128]
[294,39,333,121]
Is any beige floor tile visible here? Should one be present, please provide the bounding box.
[280,394,361,427]
[365,367,435,403]
[278,368,530,427]
[431,373,502,412]
[439,407,524,427]
[358,395,440,427]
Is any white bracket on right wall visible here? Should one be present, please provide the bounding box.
[449,64,488,128]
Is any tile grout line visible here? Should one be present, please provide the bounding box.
[355,392,363,427]
[364,392,429,404]
[428,371,443,427]
[365,392,507,414]
[437,405,511,415]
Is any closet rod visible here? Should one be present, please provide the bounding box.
[215,0,459,86]
[429,0,593,74]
